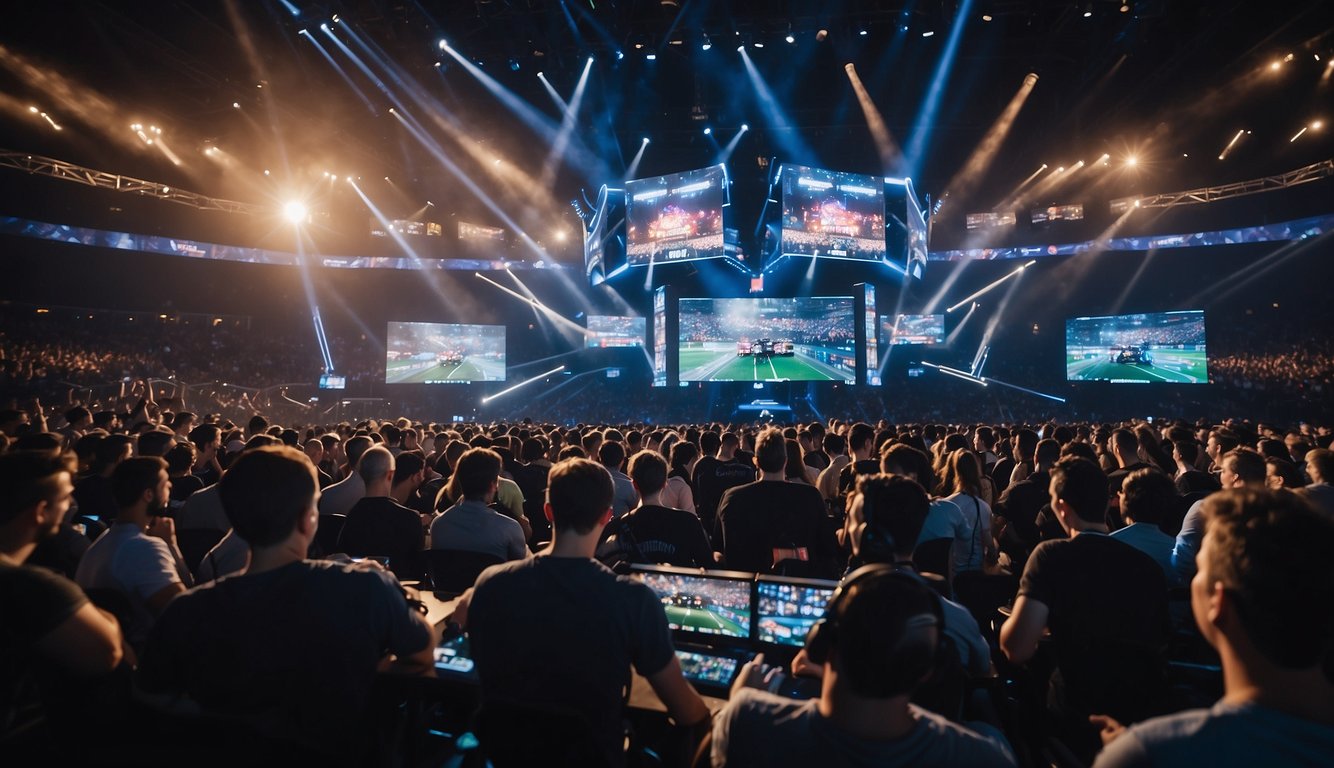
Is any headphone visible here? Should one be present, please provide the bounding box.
[804,564,944,698]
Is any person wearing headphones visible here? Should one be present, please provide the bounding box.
[708,564,1015,767]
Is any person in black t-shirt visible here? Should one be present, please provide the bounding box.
[460,458,709,767]
[1001,457,1169,762]
[836,422,881,499]
[717,428,840,577]
[697,432,757,542]
[993,438,1061,568]
[1,450,123,751]
[337,446,424,580]
[600,450,712,568]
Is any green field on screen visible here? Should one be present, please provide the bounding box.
[1066,349,1208,383]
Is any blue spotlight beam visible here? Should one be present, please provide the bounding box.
[903,0,975,176]
[540,56,594,189]
[715,126,748,164]
[480,365,567,404]
[473,272,588,337]
[739,49,818,164]
[626,138,649,179]
[299,31,378,114]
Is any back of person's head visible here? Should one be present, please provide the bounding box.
[948,448,983,496]
[65,406,92,426]
[521,437,546,463]
[598,440,626,471]
[1199,488,1334,670]
[1223,447,1267,485]
[848,422,875,454]
[880,443,933,490]
[447,448,502,501]
[164,443,196,476]
[1014,429,1039,461]
[1060,441,1099,464]
[393,451,426,486]
[975,426,995,449]
[854,474,929,561]
[720,432,740,452]
[754,427,787,473]
[1174,440,1200,465]
[557,445,586,461]
[13,432,62,452]
[546,457,614,535]
[823,432,847,457]
[1050,456,1108,524]
[1111,428,1139,458]
[93,434,134,471]
[809,567,941,698]
[700,431,721,455]
[246,415,269,436]
[171,411,196,431]
[357,446,395,486]
[628,450,668,497]
[219,446,317,547]
[1034,438,1061,468]
[669,440,698,473]
[344,435,374,468]
[137,429,175,458]
[278,428,300,448]
[112,456,167,509]
[1210,428,1241,454]
[1120,468,1176,526]
[188,423,221,453]
[0,450,76,527]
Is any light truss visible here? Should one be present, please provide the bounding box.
[1111,158,1334,212]
[0,150,265,215]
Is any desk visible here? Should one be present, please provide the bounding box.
[418,590,461,627]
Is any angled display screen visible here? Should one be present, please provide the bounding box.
[780,164,886,261]
[625,165,726,265]
[585,315,645,348]
[1065,311,1208,384]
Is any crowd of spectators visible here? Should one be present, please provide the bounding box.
[4,387,1333,765]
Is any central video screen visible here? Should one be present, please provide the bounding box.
[384,322,506,384]
[780,164,885,261]
[678,297,856,383]
[637,571,752,639]
[883,313,945,346]
[1066,310,1208,384]
[625,165,726,266]
[585,315,645,348]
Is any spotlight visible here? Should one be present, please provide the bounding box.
[753,41,764,48]
[438,39,449,50]
[741,124,749,131]
[785,34,795,43]
[703,127,712,135]
[1270,61,1281,71]
[28,106,37,113]
[1126,155,1138,167]
[509,58,520,71]
[232,102,240,109]
[1083,10,1093,17]
[816,29,828,41]
[922,30,935,37]
[1024,72,1039,87]
[702,40,712,51]
[642,136,650,144]
[263,169,271,176]
[858,29,868,36]
[982,14,993,21]
[1120,3,1129,11]
[1313,120,1324,130]
[331,14,340,22]
[736,44,745,53]
[645,51,657,60]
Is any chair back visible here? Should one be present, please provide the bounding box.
[312,514,347,558]
[176,528,225,579]
[425,549,504,595]
[475,700,612,768]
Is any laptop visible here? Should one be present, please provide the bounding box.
[753,574,838,699]
[631,565,757,696]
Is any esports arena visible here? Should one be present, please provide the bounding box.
[2,1,1333,425]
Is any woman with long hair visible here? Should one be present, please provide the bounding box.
[660,440,699,513]
[940,448,995,573]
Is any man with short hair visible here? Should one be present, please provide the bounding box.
[1172,448,1266,582]
[713,564,1014,767]
[1299,447,1334,517]
[1,451,124,747]
[138,446,436,759]
[816,432,850,502]
[717,428,839,577]
[696,432,757,539]
[464,458,710,766]
[76,456,192,648]
[430,448,528,563]
[337,446,424,579]
[1111,468,1180,584]
[1107,429,1157,496]
[1172,440,1220,495]
[994,437,1061,566]
[390,451,427,506]
[1091,489,1334,767]
[835,422,880,499]
[317,435,373,517]
[600,450,712,568]
[598,440,639,517]
[1001,457,1169,760]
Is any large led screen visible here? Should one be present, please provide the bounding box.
[780,165,886,261]
[625,165,726,265]
[1065,311,1207,384]
[678,297,855,383]
[585,315,645,348]
[652,287,668,387]
[385,322,506,384]
[883,314,945,346]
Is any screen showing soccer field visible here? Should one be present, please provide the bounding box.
[780,165,886,261]
[1065,311,1208,384]
[636,571,752,639]
[756,579,835,647]
[625,165,725,265]
[585,315,645,348]
[384,322,506,384]
[678,297,856,383]
[882,314,945,346]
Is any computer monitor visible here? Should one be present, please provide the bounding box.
[631,565,753,643]
[754,575,838,648]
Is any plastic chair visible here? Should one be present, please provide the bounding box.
[424,549,504,595]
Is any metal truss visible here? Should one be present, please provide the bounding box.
[1112,158,1334,212]
[0,150,265,215]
